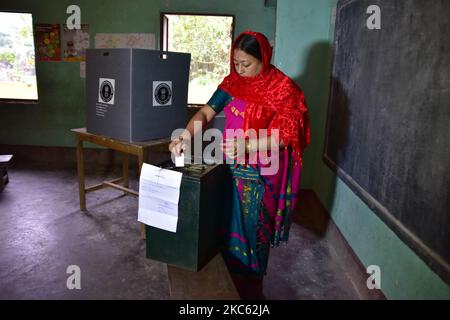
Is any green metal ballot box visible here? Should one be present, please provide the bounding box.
[145,163,227,272]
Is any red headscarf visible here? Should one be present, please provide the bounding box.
[218,31,311,161]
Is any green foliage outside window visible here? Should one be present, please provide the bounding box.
[167,15,233,104]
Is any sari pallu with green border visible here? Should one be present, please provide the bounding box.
[222,148,301,277]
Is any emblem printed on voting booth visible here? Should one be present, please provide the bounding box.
[98,78,115,105]
[153,81,172,106]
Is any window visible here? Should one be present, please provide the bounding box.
[0,11,38,101]
[161,14,234,105]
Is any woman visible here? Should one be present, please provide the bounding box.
[169,31,310,299]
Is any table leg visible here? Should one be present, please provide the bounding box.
[122,153,129,188]
[137,148,147,174]
[76,136,86,211]
[137,148,147,239]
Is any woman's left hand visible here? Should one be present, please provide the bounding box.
[221,138,246,161]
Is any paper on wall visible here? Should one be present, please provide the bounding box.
[80,61,86,78]
[138,163,182,232]
[62,24,90,62]
[94,33,155,49]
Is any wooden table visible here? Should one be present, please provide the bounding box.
[71,128,170,236]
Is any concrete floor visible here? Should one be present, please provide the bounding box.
[0,164,384,300]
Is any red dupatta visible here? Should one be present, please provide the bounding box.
[218,31,311,162]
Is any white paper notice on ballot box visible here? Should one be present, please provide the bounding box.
[138,163,183,233]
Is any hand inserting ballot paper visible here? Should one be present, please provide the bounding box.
[175,152,184,167]
[170,135,187,167]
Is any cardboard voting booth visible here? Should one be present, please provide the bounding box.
[86,48,190,142]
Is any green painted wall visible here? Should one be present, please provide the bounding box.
[0,0,275,146]
[159,0,276,40]
[274,0,450,299]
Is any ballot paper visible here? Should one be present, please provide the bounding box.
[175,152,185,167]
[138,163,183,232]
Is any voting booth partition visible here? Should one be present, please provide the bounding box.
[145,163,228,272]
[85,48,191,142]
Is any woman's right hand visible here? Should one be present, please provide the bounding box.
[168,136,189,157]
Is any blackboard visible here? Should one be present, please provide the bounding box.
[324,0,450,284]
